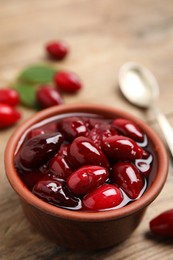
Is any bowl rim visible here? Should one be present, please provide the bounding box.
[5,104,168,222]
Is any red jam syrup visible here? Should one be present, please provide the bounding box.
[14,113,156,211]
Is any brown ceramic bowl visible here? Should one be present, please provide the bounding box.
[5,104,168,250]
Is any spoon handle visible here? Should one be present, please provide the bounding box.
[153,107,173,158]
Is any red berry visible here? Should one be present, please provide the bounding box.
[67,165,109,196]
[0,88,20,106]
[54,71,82,93]
[112,118,144,143]
[17,132,64,170]
[102,135,143,161]
[82,184,123,210]
[0,103,21,128]
[49,154,73,180]
[150,209,173,238]
[46,41,69,60]
[58,117,88,141]
[33,177,81,209]
[67,136,109,168]
[36,86,63,109]
[112,162,145,199]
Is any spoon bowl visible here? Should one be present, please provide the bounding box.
[119,62,159,108]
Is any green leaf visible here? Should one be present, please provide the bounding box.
[12,82,38,108]
[11,64,57,108]
[18,64,56,84]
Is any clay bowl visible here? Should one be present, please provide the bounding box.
[5,104,168,250]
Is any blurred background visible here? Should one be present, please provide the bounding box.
[1,0,173,259]
[1,0,173,118]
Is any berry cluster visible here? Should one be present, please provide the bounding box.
[0,40,83,129]
[15,113,153,211]
[36,41,82,109]
[36,71,82,109]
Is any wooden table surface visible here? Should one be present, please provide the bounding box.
[1,0,173,259]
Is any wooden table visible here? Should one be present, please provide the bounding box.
[1,0,173,259]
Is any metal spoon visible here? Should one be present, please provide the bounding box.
[119,61,173,158]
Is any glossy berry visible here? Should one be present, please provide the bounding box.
[102,135,143,161]
[67,136,109,168]
[49,154,73,179]
[67,165,109,196]
[36,86,63,109]
[18,132,64,170]
[113,118,144,142]
[150,209,173,238]
[112,162,144,199]
[33,178,81,209]
[0,88,20,106]
[82,184,123,210]
[58,117,88,141]
[0,103,21,128]
[54,71,82,93]
[46,41,69,60]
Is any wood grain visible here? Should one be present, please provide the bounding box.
[1,0,173,259]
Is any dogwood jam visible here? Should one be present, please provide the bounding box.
[15,112,156,211]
